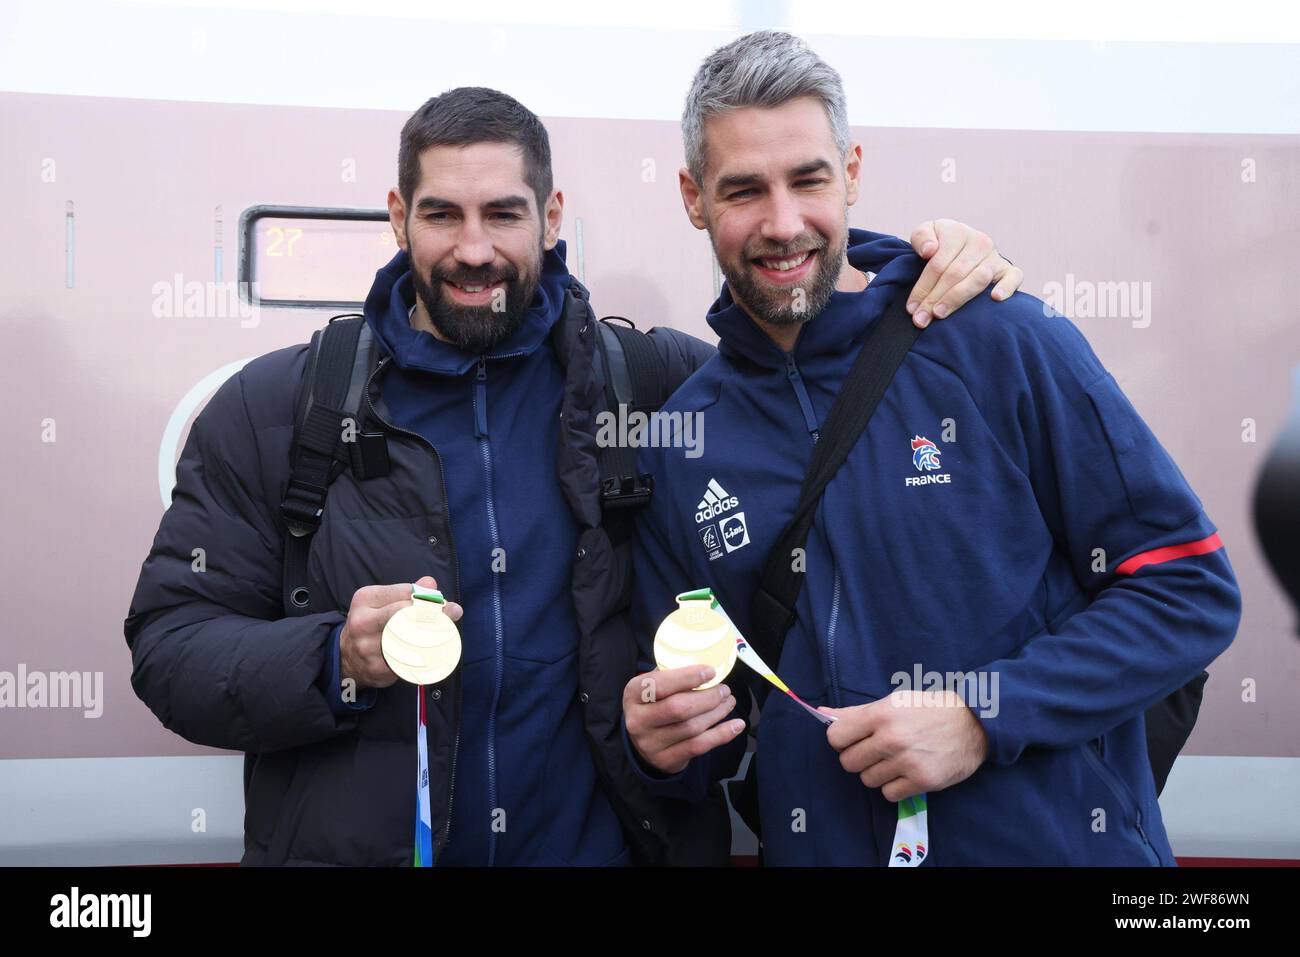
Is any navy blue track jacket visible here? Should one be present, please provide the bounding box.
[630,229,1241,865]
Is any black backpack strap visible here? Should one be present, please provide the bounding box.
[595,316,668,511]
[281,315,381,614]
[747,290,920,668]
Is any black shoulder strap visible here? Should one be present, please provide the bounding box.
[595,316,668,511]
[281,315,381,615]
[747,291,920,667]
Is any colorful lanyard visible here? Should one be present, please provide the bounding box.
[676,588,930,867]
[890,794,928,867]
[675,588,834,726]
[414,683,432,866]
[409,585,444,868]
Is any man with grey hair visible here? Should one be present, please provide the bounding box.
[623,31,1238,865]
[679,29,1013,328]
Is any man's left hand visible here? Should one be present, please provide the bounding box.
[821,689,989,802]
[906,219,1023,328]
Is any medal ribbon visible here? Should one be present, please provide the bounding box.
[675,588,930,867]
[889,794,929,867]
[674,588,833,726]
[410,585,443,867]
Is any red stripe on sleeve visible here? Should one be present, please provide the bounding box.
[1115,533,1224,575]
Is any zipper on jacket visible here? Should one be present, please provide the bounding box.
[1082,737,1159,863]
[441,682,462,862]
[826,564,844,708]
[473,356,507,867]
[785,350,836,702]
[474,358,489,438]
[363,356,462,862]
[785,353,821,442]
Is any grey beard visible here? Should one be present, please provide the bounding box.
[717,235,844,328]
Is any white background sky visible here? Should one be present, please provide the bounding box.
[2,0,1298,133]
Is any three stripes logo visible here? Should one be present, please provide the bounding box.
[695,478,739,524]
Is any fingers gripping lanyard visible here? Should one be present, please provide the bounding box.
[678,588,930,867]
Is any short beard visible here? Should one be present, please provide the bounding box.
[410,243,543,355]
[716,228,844,329]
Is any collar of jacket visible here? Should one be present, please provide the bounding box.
[360,258,607,532]
[705,228,922,370]
[363,240,573,377]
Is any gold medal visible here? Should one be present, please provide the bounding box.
[381,585,461,685]
[653,593,737,690]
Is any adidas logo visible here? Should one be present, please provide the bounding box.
[695,478,740,524]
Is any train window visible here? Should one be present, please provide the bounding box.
[238,205,394,309]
